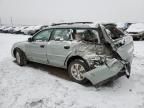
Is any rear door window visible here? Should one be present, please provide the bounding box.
[72,29,100,43]
[50,29,71,41]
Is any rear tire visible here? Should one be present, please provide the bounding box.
[15,49,27,66]
[68,59,89,84]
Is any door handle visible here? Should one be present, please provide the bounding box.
[40,45,45,48]
[64,45,70,49]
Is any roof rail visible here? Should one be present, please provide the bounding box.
[51,22,93,26]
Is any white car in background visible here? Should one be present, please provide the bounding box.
[3,26,16,33]
[0,26,5,32]
[21,26,35,35]
[0,26,8,32]
[0,26,9,33]
[126,23,144,40]
[22,25,48,35]
[13,26,24,34]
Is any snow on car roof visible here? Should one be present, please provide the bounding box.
[50,22,99,29]
[127,23,144,32]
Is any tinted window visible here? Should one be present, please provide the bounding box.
[33,29,52,41]
[51,29,71,41]
[73,29,100,43]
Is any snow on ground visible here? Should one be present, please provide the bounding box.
[0,33,144,108]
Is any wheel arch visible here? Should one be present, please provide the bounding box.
[13,47,25,58]
[66,55,89,68]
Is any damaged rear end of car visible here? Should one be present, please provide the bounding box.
[81,24,134,86]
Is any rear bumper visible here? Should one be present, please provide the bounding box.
[95,70,126,87]
[83,58,130,85]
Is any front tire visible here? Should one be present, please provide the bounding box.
[15,49,27,66]
[68,59,89,84]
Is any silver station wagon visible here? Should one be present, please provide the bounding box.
[11,22,134,86]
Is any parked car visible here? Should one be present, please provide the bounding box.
[12,26,23,34]
[0,26,9,33]
[19,26,28,34]
[32,25,48,34]
[126,23,144,40]
[8,26,16,33]
[3,26,15,33]
[2,27,9,33]
[21,26,35,35]
[22,25,48,35]
[0,26,6,32]
[11,22,134,86]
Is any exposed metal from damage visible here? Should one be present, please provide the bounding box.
[83,58,124,85]
[80,24,134,85]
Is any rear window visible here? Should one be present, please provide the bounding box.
[105,27,124,40]
[72,29,100,43]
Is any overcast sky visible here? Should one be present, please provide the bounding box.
[0,0,144,25]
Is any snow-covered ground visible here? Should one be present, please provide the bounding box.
[0,33,144,108]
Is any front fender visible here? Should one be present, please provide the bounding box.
[11,42,27,57]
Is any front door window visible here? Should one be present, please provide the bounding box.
[50,29,71,41]
[33,29,52,41]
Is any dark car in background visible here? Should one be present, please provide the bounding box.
[126,23,144,40]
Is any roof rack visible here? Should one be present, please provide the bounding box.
[51,22,93,26]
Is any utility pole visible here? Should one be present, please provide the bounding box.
[10,17,13,26]
[0,17,1,26]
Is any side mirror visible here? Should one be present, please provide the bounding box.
[28,37,33,42]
